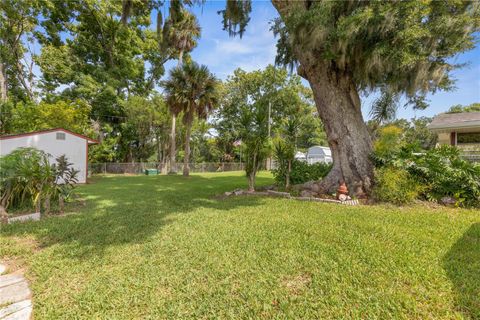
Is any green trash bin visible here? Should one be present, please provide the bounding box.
[145,169,159,175]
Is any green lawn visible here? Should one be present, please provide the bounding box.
[1,172,479,319]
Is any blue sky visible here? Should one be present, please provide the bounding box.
[171,1,480,121]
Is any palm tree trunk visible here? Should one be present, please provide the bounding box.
[169,113,177,174]
[247,172,256,192]
[167,50,184,174]
[183,121,192,176]
[247,151,257,192]
[286,159,291,190]
[0,62,7,103]
[0,205,8,224]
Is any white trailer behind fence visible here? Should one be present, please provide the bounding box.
[306,146,333,164]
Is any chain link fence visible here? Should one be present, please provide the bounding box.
[88,162,246,175]
[461,151,480,163]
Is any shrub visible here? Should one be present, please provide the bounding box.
[373,125,404,161]
[407,146,480,207]
[272,139,295,188]
[373,143,480,207]
[0,148,52,211]
[373,167,424,205]
[272,160,332,186]
[0,147,79,214]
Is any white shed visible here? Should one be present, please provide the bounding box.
[306,146,332,164]
[0,128,98,183]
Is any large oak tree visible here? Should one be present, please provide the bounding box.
[221,0,479,195]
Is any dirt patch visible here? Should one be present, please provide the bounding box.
[1,257,26,275]
[282,273,312,295]
[10,236,41,252]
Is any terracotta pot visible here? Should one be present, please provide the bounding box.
[336,182,348,200]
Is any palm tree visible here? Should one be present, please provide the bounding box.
[163,62,220,176]
[166,10,200,174]
[369,90,398,125]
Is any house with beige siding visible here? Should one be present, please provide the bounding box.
[428,112,480,161]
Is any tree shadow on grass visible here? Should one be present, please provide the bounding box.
[443,223,480,319]
[0,174,272,261]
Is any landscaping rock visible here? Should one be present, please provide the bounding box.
[440,197,457,206]
[0,300,32,319]
[0,264,32,319]
[224,191,232,197]
[257,185,275,191]
[294,197,313,201]
[0,275,24,288]
[267,190,291,198]
[300,190,315,198]
[0,264,6,275]
[233,189,243,196]
[251,191,269,196]
[0,280,31,305]
[310,183,320,193]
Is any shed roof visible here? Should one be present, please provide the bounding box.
[0,128,99,144]
[428,112,480,131]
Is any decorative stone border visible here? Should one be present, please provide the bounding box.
[8,212,40,224]
[0,263,32,319]
[222,189,360,206]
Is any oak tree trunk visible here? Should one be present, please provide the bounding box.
[303,61,373,195]
[183,122,192,176]
[272,1,374,196]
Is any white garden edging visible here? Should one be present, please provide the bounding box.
[8,212,40,224]
[223,189,360,206]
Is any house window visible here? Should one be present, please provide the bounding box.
[56,132,66,140]
[457,132,480,144]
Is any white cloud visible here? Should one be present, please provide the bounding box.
[191,5,279,80]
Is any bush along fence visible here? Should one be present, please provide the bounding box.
[89,162,248,175]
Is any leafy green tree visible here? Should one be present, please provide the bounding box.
[218,66,314,190]
[0,0,40,103]
[221,1,479,195]
[119,96,159,162]
[163,62,220,176]
[218,68,271,191]
[447,102,480,113]
[273,84,321,188]
[216,65,322,189]
[8,100,91,135]
[368,117,437,151]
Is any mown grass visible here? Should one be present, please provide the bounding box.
[1,171,479,319]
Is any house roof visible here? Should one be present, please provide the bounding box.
[428,112,480,131]
[0,128,99,144]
